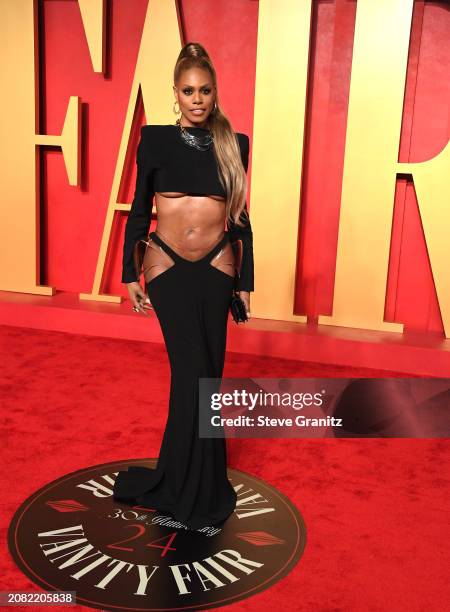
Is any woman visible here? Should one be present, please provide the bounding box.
[113,42,254,530]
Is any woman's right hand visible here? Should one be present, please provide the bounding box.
[127,281,153,316]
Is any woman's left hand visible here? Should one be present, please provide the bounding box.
[238,291,251,320]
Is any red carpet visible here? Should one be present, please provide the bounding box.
[1,323,449,611]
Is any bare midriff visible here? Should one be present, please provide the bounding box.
[153,192,227,260]
[142,192,236,285]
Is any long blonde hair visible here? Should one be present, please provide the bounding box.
[173,42,249,228]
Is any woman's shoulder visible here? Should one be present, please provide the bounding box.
[139,125,176,155]
[143,124,176,130]
[235,132,250,167]
[234,132,250,171]
[236,131,250,151]
[141,124,177,138]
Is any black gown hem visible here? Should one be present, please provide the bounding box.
[112,465,237,530]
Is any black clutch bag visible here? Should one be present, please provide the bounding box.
[230,292,248,323]
[230,238,249,324]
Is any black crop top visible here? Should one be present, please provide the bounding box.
[121,124,254,291]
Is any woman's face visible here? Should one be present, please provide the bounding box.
[174,67,215,128]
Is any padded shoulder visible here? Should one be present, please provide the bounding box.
[236,132,250,172]
[142,124,174,134]
[138,125,174,160]
[236,131,249,145]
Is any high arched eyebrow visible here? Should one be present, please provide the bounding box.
[181,83,212,88]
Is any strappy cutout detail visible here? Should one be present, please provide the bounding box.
[149,231,230,266]
[143,239,176,285]
[145,231,235,284]
[208,240,235,279]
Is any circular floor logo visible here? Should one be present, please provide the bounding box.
[8,459,306,611]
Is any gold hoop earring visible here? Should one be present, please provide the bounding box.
[173,100,180,114]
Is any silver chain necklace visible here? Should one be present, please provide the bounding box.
[176,119,214,151]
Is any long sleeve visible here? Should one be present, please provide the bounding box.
[121,126,155,283]
[227,133,254,292]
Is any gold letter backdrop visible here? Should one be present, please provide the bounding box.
[0,0,449,337]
